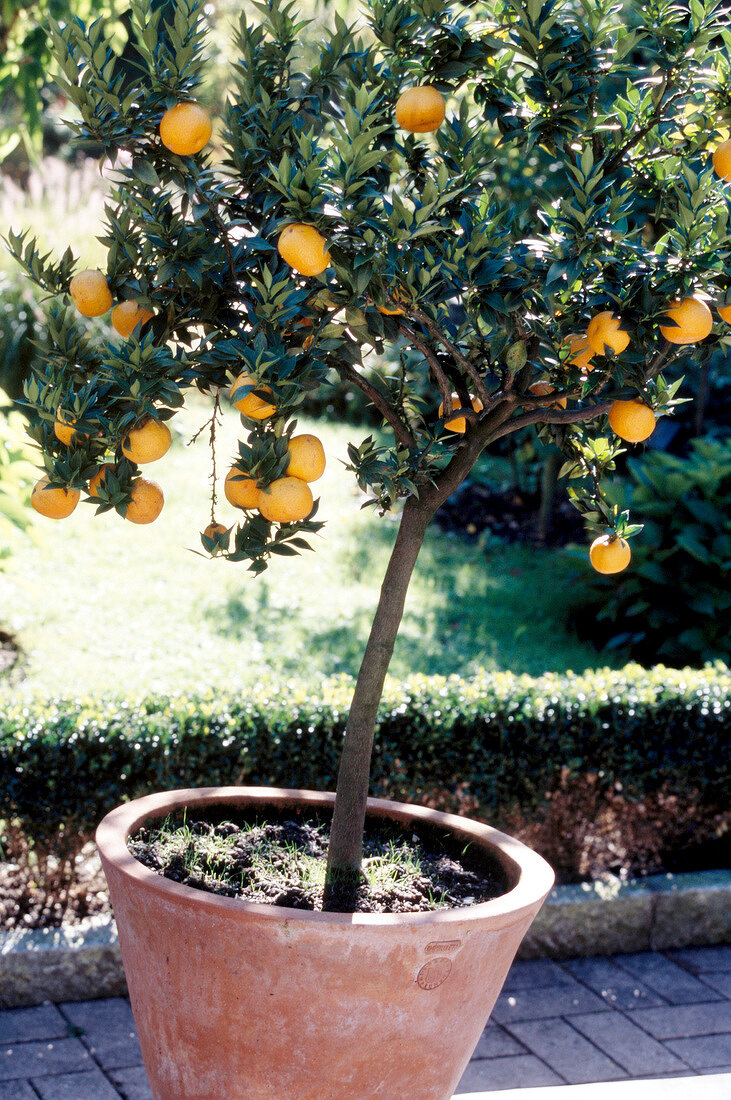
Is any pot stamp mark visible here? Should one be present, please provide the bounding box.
[416,957,452,990]
[425,939,461,954]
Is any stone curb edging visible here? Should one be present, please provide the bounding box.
[1,869,729,1008]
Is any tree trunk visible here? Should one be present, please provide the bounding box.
[322,494,432,909]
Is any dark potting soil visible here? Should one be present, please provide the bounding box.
[128,809,510,914]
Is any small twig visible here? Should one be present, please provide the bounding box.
[336,362,416,449]
[399,323,453,414]
[407,307,492,406]
[603,83,683,174]
[209,391,221,523]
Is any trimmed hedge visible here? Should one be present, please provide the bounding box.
[2,663,729,850]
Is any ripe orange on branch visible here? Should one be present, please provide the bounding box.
[121,418,172,464]
[286,435,326,482]
[69,270,112,317]
[230,373,276,419]
[54,411,83,446]
[718,303,731,323]
[111,301,154,338]
[563,334,594,372]
[586,311,630,356]
[277,224,331,277]
[124,478,164,524]
[395,85,446,133]
[438,394,484,433]
[31,476,79,519]
[159,102,212,156]
[258,477,313,523]
[589,535,631,575]
[528,381,567,410]
[224,467,260,509]
[659,297,713,345]
[712,139,731,182]
[88,463,115,498]
[608,400,656,443]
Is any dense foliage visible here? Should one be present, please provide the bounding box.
[2,663,728,850]
[574,437,731,663]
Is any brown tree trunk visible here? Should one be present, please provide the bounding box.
[322,494,432,909]
[322,402,516,910]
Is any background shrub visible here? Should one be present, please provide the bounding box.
[2,662,728,848]
[572,439,731,665]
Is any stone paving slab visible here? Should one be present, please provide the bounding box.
[31,1067,121,1099]
[567,1012,686,1076]
[612,952,726,1004]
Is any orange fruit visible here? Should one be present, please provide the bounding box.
[30,476,79,519]
[230,373,276,419]
[111,301,154,338]
[54,410,83,446]
[69,269,113,317]
[589,534,631,575]
[121,418,172,464]
[438,394,484,433]
[124,478,164,524]
[376,287,410,316]
[395,85,446,133]
[528,381,568,410]
[224,467,260,509]
[204,522,228,538]
[286,434,326,482]
[586,311,630,356]
[277,224,331,277]
[608,400,656,443]
[159,102,212,156]
[258,477,313,523]
[712,139,731,181]
[564,334,594,373]
[718,303,731,324]
[88,463,116,498]
[659,296,713,344]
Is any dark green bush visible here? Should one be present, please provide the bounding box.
[2,663,728,852]
[572,439,731,665]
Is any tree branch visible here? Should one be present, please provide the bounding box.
[335,361,417,449]
[399,322,454,414]
[407,307,492,406]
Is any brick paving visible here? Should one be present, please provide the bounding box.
[0,946,728,1097]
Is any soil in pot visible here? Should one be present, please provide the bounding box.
[127,804,511,913]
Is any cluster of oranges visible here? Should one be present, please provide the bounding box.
[223,373,326,529]
[32,414,170,523]
[580,296,727,574]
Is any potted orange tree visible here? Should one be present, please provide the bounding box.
[9,0,731,1095]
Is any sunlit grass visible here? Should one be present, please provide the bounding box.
[0,389,613,699]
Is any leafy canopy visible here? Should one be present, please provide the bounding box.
[8,0,731,570]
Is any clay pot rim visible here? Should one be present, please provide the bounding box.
[96,786,554,928]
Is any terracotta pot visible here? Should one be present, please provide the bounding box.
[97,787,554,1100]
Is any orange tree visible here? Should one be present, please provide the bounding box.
[8,0,731,907]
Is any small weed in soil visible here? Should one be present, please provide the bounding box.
[128,809,509,913]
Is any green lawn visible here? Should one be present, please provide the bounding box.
[0,397,617,699]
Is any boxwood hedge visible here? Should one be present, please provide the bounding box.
[2,662,729,851]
